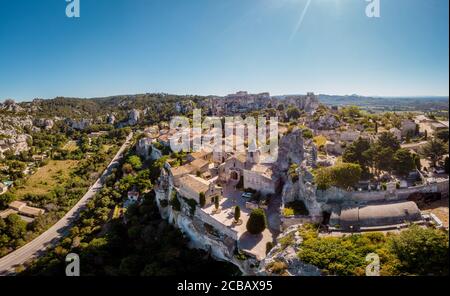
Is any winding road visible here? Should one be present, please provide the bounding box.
[0,133,133,275]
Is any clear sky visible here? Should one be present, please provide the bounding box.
[0,0,448,101]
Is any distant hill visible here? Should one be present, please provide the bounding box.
[318,94,449,112]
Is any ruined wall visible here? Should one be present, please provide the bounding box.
[314,180,449,204]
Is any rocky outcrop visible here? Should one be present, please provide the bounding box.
[66,118,91,130]
[282,170,322,218]
[0,134,31,157]
[0,100,24,113]
[0,115,33,158]
[258,226,321,276]
[107,114,116,124]
[284,93,320,114]
[310,114,340,130]
[128,109,140,126]
[276,128,305,172]
[154,167,259,275]
[33,118,54,130]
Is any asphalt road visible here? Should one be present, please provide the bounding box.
[0,133,133,275]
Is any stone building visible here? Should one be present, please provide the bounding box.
[330,201,423,231]
[177,174,222,205]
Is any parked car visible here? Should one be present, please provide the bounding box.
[241,192,253,199]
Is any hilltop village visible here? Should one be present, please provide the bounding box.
[129,92,449,274]
[0,92,449,276]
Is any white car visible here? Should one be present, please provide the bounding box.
[241,192,253,199]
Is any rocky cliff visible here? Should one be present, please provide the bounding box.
[258,225,321,276]
[154,169,259,275]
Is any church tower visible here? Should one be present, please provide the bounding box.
[247,138,260,164]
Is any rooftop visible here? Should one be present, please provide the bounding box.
[332,201,422,230]
[179,174,211,194]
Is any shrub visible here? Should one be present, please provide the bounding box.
[302,128,313,139]
[246,208,267,234]
[284,200,309,216]
[389,226,449,275]
[283,207,295,217]
[267,261,288,275]
[182,197,197,216]
[314,163,362,190]
[170,192,181,211]
[288,163,299,183]
[126,155,142,170]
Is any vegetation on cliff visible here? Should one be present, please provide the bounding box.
[297,224,449,276]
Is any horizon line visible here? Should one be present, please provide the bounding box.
[1,91,449,103]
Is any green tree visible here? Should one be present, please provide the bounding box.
[127,155,143,170]
[369,145,394,174]
[214,196,220,211]
[389,226,449,276]
[314,163,362,190]
[331,163,362,189]
[246,208,267,234]
[342,138,371,170]
[314,167,333,190]
[420,139,448,167]
[0,192,15,210]
[341,105,361,118]
[393,149,415,176]
[234,206,241,222]
[435,128,449,142]
[4,214,27,241]
[286,107,301,120]
[302,128,313,139]
[377,132,400,151]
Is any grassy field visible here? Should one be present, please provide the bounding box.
[15,160,79,198]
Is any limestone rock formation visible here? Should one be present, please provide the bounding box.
[310,114,340,130]
[258,226,321,276]
[276,128,305,172]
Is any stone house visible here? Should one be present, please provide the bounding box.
[177,174,222,205]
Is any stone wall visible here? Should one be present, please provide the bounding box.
[280,215,322,230]
[194,208,239,240]
[315,179,449,204]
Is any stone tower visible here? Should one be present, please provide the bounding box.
[247,138,260,164]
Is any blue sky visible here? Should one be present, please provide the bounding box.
[0,0,448,101]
